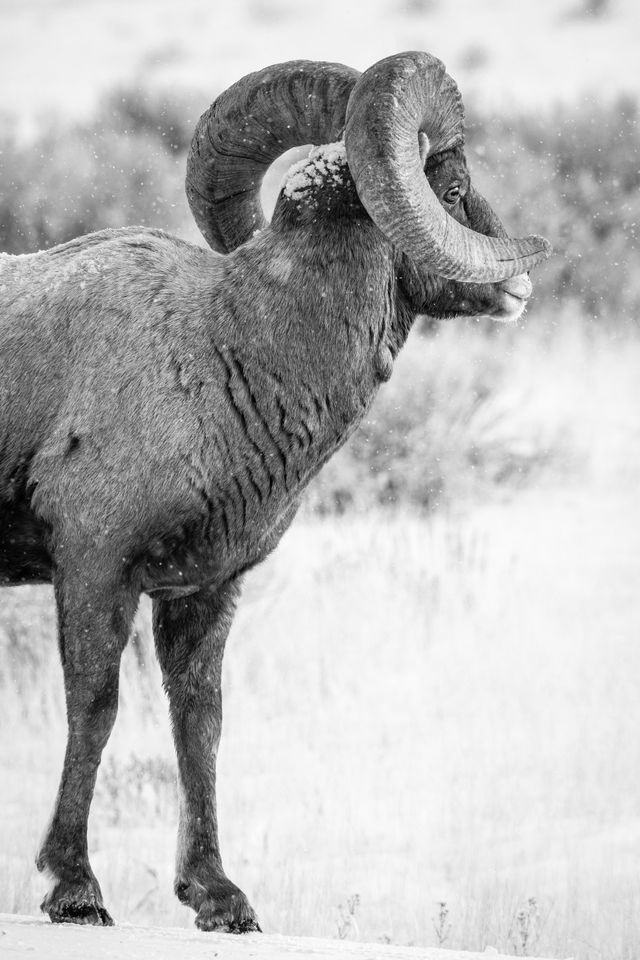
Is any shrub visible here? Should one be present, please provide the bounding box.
[305,320,574,514]
[466,96,640,326]
[0,89,196,254]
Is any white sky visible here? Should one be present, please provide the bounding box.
[1,0,639,138]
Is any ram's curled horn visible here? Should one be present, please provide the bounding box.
[344,51,551,283]
[186,60,360,253]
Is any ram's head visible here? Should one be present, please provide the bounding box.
[186,51,550,323]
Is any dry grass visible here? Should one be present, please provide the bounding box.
[1,320,640,959]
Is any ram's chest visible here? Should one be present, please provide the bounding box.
[139,358,381,598]
[140,496,299,600]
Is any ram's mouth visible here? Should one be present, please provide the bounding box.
[499,274,532,301]
[494,297,526,324]
[502,290,528,309]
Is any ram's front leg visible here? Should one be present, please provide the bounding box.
[37,564,138,925]
[152,579,260,933]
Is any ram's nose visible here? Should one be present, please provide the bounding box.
[500,273,533,301]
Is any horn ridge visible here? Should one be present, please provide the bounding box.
[186,59,360,253]
[345,51,550,282]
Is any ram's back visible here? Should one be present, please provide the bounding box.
[0,227,223,497]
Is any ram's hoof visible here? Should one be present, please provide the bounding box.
[176,876,260,933]
[41,879,114,926]
[195,895,261,934]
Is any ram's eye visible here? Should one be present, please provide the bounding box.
[443,184,462,205]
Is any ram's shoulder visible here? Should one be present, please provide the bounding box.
[1,227,219,281]
[47,226,217,271]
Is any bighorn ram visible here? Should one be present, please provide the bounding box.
[0,52,550,931]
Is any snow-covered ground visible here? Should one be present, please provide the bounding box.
[0,913,563,960]
[1,0,639,139]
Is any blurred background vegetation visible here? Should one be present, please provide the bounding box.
[4,90,637,322]
[1,88,637,514]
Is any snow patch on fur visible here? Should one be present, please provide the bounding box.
[283,141,347,201]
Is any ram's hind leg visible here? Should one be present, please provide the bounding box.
[152,579,260,933]
[37,566,137,925]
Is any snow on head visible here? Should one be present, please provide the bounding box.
[283,141,347,201]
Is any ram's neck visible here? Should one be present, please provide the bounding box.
[201,219,404,495]
[229,220,396,380]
